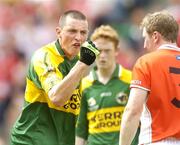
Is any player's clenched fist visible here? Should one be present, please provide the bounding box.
[80,40,100,65]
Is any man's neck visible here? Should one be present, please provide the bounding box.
[96,63,116,84]
[58,39,75,60]
[156,40,176,50]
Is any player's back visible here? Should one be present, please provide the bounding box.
[140,47,180,142]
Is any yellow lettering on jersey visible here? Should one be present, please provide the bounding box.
[25,78,81,115]
[87,106,125,134]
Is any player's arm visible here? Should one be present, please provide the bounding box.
[75,136,87,145]
[48,61,89,106]
[48,41,99,106]
[119,88,148,145]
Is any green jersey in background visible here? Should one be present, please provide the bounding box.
[76,65,139,145]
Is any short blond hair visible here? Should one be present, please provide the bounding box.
[90,25,119,49]
[141,11,179,42]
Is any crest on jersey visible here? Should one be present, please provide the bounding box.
[116,92,128,105]
[43,66,56,76]
[88,98,98,111]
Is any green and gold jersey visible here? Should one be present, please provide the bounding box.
[76,65,139,145]
[11,40,80,145]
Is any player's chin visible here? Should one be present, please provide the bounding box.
[71,48,80,56]
[98,64,108,69]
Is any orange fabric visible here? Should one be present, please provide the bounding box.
[131,47,180,142]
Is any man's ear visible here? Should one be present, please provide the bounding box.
[115,49,119,58]
[152,31,160,43]
[56,27,61,37]
[115,44,120,57]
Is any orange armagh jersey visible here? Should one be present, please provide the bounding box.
[130,44,180,144]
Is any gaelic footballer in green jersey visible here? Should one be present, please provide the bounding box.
[10,9,101,145]
[76,65,139,145]
[11,40,81,145]
[75,24,139,145]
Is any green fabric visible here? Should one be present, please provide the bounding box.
[11,102,76,145]
[10,40,79,145]
[27,60,42,89]
[76,65,139,145]
[58,56,79,77]
[56,40,79,77]
[131,127,140,145]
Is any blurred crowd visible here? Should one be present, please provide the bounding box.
[0,0,180,144]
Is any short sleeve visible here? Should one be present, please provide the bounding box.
[31,51,63,94]
[130,56,151,91]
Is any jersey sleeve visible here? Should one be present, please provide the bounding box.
[76,90,89,140]
[29,50,63,94]
[130,56,151,91]
[120,66,132,84]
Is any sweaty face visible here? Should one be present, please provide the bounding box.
[94,38,116,70]
[56,16,88,59]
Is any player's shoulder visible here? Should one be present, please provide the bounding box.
[31,41,59,63]
[135,51,161,68]
[118,65,132,84]
[82,71,95,85]
[81,71,95,92]
[138,51,161,62]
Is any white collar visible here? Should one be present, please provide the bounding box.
[158,44,180,51]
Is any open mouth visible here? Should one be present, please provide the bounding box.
[73,43,80,48]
